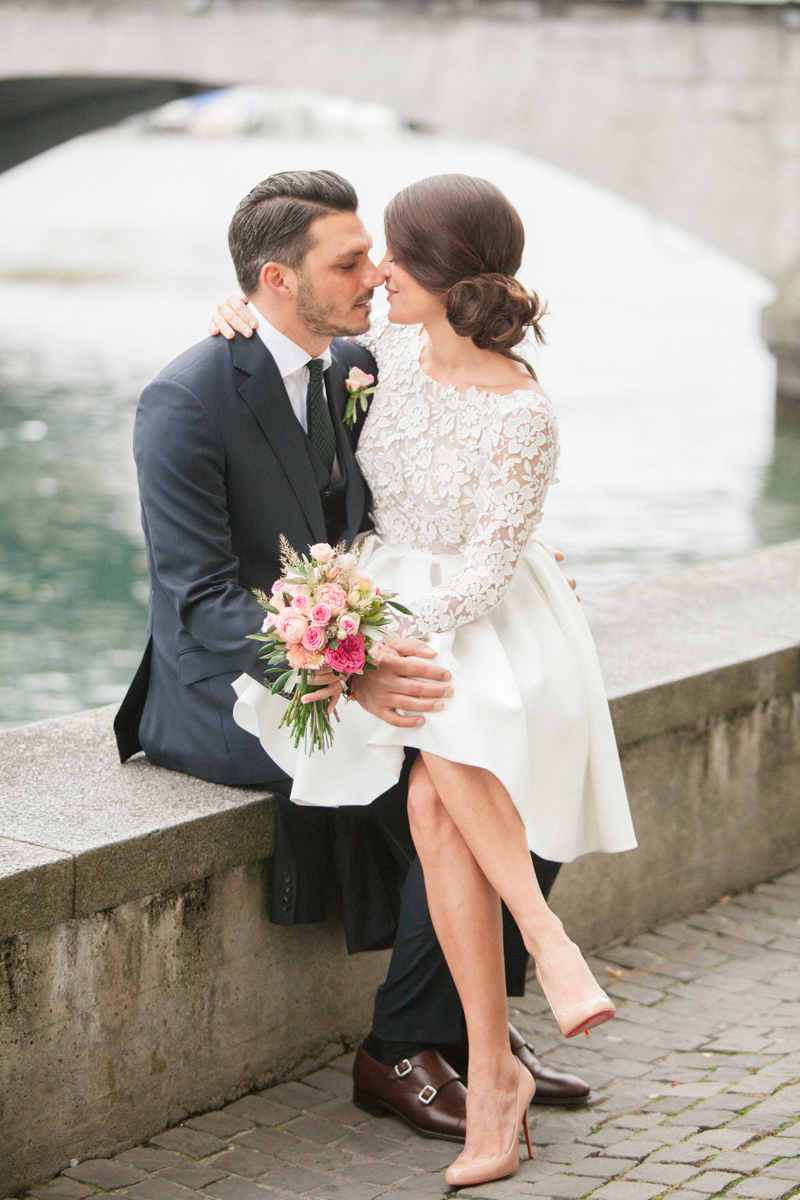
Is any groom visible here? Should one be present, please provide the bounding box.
[116,169,589,1140]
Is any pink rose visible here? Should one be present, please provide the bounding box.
[318,582,347,613]
[275,609,308,644]
[369,641,388,665]
[345,367,374,390]
[337,613,359,638]
[302,625,325,652]
[261,616,276,633]
[271,579,293,595]
[310,602,332,626]
[325,633,366,675]
[291,591,310,611]
[309,543,333,563]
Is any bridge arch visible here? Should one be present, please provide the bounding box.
[4,0,800,406]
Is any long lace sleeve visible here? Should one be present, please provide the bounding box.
[397,400,559,637]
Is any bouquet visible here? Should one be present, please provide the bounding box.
[248,536,410,754]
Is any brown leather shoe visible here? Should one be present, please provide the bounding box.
[509,1023,590,1105]
[353,1044,467,1142]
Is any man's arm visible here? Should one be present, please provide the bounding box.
[136,374,265,677]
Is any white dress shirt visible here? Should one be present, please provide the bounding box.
[248,303,340,483]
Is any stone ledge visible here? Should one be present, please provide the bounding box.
[584,540,800,745]
[1,539,798,941]
[0,707,274,939]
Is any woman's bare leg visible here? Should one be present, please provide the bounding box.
[407,757,520,1164]
[419,752,613,1036]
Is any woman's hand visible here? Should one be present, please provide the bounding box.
[550,545,579,601]
[302,664,343,715]
[353,639,453,727]
[208,294,257,340]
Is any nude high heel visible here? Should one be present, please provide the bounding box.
[535,938,616,1038]
[445,1060,536,1188]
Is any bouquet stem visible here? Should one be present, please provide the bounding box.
[277,670,338,753]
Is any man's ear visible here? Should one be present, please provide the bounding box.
[260,260,296,299]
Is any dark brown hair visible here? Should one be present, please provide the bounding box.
[384,174,546,377]
[228,169,358,295]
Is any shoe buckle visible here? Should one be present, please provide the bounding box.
[394,1059,413,1078]
[418,1084,437,1105]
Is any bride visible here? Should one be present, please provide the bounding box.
[212,174,636,1187]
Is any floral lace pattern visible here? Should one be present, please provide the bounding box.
[354,316,560,638]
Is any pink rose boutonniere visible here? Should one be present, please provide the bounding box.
[343,366,377,428]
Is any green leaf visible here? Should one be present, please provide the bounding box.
[270,670,293,695]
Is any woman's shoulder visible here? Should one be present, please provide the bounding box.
[490,381,558,446]
[483,375,554,417]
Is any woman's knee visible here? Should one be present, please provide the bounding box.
[407,761,450,842]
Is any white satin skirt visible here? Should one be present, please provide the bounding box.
[232,537,637,864]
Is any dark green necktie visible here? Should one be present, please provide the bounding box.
[306,358,335,475]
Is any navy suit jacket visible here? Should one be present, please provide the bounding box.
[115,330,412,950]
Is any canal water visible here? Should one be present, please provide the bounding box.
[1,121,798,730]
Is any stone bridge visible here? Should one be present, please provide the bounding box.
[4,0,800,408]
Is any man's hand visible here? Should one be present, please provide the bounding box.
[550,545,579,601]
[353,640,453,728]
[209,294,257,340]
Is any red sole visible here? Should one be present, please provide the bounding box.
[564,1008,616,1038]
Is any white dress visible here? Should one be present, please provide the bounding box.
[233,317,636,864]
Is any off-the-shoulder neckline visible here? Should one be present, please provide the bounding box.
[412,347,547,406]
[414,357,546,403]
[369,316,550,404]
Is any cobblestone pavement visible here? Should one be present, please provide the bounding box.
[32,868,800,1200]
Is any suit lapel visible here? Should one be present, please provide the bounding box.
[232,334,326,543]
[328,340,366,542]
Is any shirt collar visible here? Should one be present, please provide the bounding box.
[248,302,333,378]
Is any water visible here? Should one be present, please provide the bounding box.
[0,123,797,731]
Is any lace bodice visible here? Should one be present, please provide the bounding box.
[354,315,560,638]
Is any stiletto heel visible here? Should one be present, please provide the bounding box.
[445,1060,536,1188]
[534,938,616,1038]
[522,1110,532,1160]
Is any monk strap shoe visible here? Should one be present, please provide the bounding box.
[437,1023,591,1108]
[353,1045,467,1142]
[509,1023,590,1105]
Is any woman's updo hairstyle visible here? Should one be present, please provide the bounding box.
[384,174,546,378]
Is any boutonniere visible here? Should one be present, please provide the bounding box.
[343,367,377,428]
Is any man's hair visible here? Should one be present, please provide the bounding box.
[228,170,359,295]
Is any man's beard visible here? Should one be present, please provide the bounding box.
[297,273,373,339]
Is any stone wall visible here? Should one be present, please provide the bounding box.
[1,541,799,1195]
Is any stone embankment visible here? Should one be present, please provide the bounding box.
[2,540,799,1193]
[27,867,800,1200]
